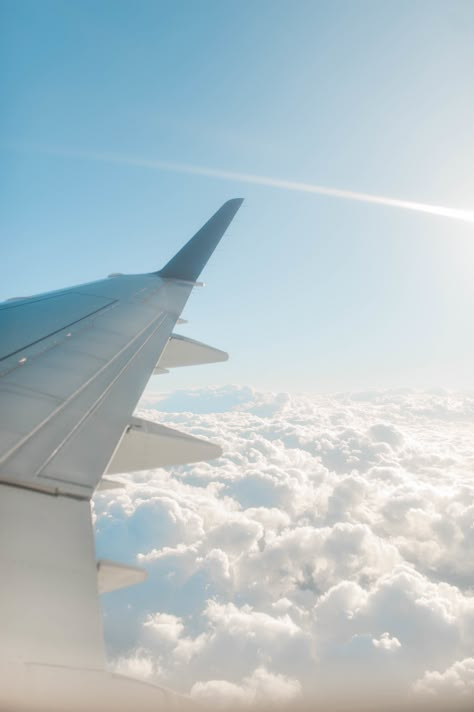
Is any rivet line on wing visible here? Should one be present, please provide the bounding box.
[34,313,169,476]
[0,307,120,378]
[0,300,118,363]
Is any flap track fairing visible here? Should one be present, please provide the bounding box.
[155,333,228,372]
[106,416,222,474]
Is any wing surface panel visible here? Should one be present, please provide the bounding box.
[0,277,191,495]
[0,291,117,362]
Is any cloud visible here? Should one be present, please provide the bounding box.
[191,667,302,709]
[372,632,402,651]
[94,386,474,706]
[414,658,474,698]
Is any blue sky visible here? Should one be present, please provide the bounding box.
[2,0,474,391]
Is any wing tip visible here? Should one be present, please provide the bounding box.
[157,198,244,282]
[225,197,244,208]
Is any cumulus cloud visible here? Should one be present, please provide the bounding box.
[94,386,474,706]
[414,657,474,698]
[191,667,301,709]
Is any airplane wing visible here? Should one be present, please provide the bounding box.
[0,198,243,711]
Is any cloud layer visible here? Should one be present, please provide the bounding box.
[93,386,474,707]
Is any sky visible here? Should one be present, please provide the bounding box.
[3,3,474,708]
[2,0,474,393]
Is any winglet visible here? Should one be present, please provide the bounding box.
[157,198,243,282]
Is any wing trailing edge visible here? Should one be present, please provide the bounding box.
[157,198,243,282]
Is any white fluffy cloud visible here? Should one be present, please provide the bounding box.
[191,667,301,709]
[414,657,474,697]
[94,386,474,706]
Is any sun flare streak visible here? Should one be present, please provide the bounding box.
[9,144,474,224]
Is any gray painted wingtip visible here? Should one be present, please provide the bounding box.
[157,198,244,282]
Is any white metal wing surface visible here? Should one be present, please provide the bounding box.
[0,199,243,711]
